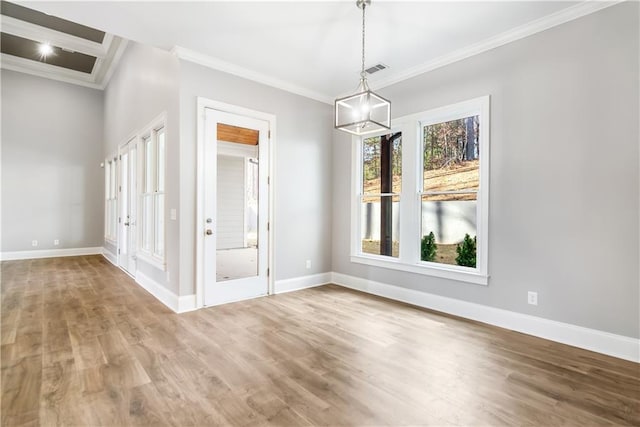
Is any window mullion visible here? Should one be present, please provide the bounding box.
[351,135,362,257]
[398,121,419,264]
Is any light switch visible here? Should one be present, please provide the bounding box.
[170,209,177,220]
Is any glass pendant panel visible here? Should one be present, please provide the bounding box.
[335,90,391,135]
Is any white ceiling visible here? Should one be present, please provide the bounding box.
[21,1,612,102]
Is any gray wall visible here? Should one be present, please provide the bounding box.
[101,41,333,297]
[103,42,181,291]
[332,3,639,338]
[1,70,104,252]
[179,61,333,296]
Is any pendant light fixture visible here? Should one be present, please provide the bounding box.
[335,0,391,136]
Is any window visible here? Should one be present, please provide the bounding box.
[421,115,479,267]
[139,122,166,265]
[352,96,489,285]
[360,132,402,258]
[104,157,117,243]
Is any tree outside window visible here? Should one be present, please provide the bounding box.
[421,116,479,267]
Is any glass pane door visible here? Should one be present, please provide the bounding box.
[215,137,259,282]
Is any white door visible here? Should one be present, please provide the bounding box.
[118,139,137,276]
[204,108,269,306]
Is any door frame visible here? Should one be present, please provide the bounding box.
[117,135,139,278]
[196,97,276,308]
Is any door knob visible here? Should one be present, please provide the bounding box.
[205,229,213,235]
[124,222,130,226]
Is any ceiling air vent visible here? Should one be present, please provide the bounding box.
[364,63,388,75]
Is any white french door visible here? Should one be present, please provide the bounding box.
[118,139,137,276]
[203,108,270,306]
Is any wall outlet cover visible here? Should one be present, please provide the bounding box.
[527,291,538,306]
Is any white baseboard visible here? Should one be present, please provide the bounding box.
[102,248,117,266]
[135,271,196,314]
[135,271,179,312]
[331,272,640,363]
[178,294,197,313]
[0,246,103,261]
[275,272,332,294]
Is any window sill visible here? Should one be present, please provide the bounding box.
[350,255,489,286]
[136,251,166,271]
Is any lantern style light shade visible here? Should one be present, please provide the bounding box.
[335,88,391,136]
[334,0,391,136]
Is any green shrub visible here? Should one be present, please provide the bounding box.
[456,234,476,267]
[421,232,437,262]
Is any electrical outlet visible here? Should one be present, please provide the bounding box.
[54,239,59,246]
[31,240,38,247]
[305,260,311,269]
[527,291,538,306]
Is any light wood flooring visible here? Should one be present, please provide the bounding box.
[1,255,639,426]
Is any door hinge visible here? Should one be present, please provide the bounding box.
[118,217,121,224]
[268,130,271,139]
[267,268,270,276]
[118,249,120,254]
[267,222,270,231]
[267,176,270,185]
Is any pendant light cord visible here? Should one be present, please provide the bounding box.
[361,2,366,78]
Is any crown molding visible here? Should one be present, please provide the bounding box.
[1,53,102,89]
[371,0,624,92]
[180,0,620,103]
[98,37,129,89]
[171,46,334,105]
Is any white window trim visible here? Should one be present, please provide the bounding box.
[137,113,167,269]
[350,95,490,286]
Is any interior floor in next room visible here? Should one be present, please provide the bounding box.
[216,247,257,281]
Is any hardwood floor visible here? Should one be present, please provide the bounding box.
[1,255,639,426]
